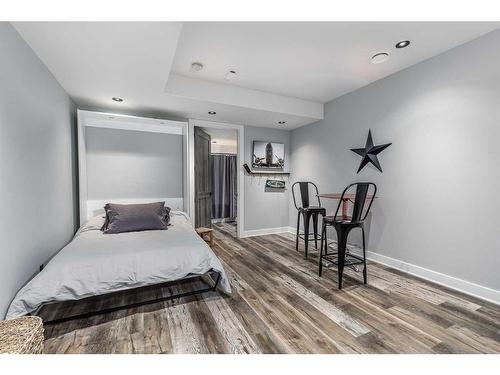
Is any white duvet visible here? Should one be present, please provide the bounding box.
[6,211,230,319]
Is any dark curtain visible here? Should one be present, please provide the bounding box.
[211,154,237,220]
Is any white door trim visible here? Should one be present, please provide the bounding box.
[188,119,245,238]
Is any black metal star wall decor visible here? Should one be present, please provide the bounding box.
[351,130,392,173]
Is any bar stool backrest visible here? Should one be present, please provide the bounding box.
[334,182,377,221]
[292,181,321,210]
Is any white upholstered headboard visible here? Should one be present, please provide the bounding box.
[85,197,184,222]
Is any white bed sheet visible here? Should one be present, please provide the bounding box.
[6,211,230,319]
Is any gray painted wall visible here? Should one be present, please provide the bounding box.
[86,127,183,200]
[0,23,78,318]
[244,125,291,231]
[290,30,500,290]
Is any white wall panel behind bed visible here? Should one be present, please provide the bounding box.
[78,110,188,223]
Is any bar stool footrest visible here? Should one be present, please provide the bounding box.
[296,232,324,240]
[321,253,365,267]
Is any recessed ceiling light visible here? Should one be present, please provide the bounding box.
[225,70,237,80]
[278,121,286,125]
[371,52,389,64]
[191,62,204,71]
[395,40,410,49]
[208,111,216,115]
[112,97,123,102]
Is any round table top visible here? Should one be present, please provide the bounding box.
[318,193,375,200]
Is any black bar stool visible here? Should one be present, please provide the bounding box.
[319,182,377,289]
[292,182,326,258]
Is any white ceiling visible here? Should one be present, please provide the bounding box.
[173,22,500,102]
[12,21,499,129]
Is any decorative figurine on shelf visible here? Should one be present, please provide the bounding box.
[243,163,253,174]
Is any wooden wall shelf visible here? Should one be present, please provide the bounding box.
[243,163,290,176]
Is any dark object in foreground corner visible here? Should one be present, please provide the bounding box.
[320,182,377,289]
[32,270,221,325]
[0,316,44,354]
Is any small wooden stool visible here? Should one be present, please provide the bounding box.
[0,316,44,354]
[196,227,214,247]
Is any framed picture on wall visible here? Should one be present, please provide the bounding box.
[252,141,285,169]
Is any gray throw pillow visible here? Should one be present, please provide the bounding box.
[102,202,169,234]
[163,206,171,226]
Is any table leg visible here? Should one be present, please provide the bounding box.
[342,198,349,219]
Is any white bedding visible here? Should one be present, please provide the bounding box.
[6,211,230,319]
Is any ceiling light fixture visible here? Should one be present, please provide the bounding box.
[371,52,389,64]
[395,40,410,49]
[278,121,286,125]
[191,62,204,71]
[208,111,216,115]
[112,97,123,102]
[225,70,237,80]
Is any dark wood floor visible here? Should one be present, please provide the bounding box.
[42,223,500,353]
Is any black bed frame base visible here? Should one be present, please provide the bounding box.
[35,271,221,325]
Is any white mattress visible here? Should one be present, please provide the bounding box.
[6,211,230,319]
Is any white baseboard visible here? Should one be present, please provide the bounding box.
[251,227,499,305]
[242,227,292,238]
[365,251,500,306]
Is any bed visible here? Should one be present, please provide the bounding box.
[6,211,231,322]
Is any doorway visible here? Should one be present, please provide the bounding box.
[190,120,244,237]
[194,127,212,228]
